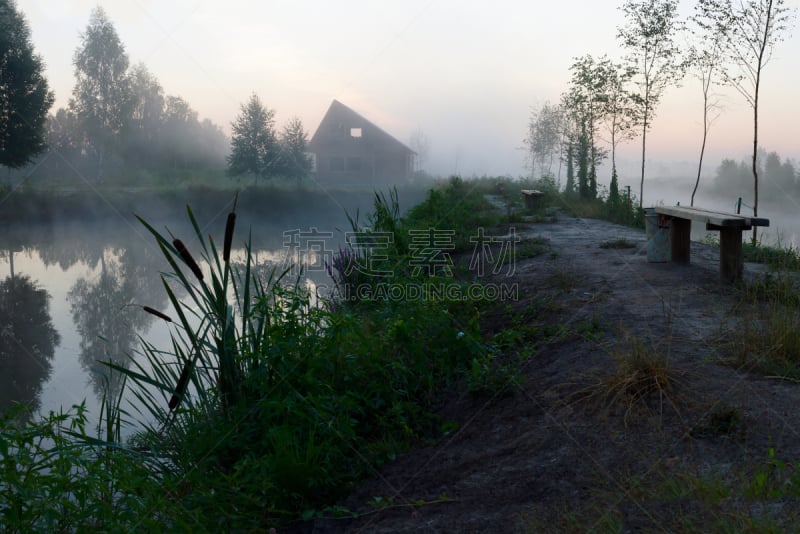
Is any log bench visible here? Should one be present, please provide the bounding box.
[521,189,544,211]
[654,206,769,283]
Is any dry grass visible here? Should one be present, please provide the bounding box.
[569,334,686,427]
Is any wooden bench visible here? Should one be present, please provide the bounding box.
[521,189,544,211]
[654,206,769,283]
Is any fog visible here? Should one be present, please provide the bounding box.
[17,1,799,180]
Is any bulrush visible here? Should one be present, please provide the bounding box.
[142,305,172,323]
[173,239,204,281]
[169,358,192,411]
[223,193,238,263]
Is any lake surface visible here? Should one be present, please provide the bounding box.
[0,210,351,430]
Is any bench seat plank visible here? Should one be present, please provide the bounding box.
[655,205,769,228]
[652,205,770,284]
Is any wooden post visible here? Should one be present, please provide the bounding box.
[719,228,743,283]
[670,218,691,264]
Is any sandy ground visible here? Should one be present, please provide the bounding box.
[308,211,800,533]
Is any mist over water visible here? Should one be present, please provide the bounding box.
[0,186,429,426]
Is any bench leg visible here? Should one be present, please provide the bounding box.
[719,228,743,283]
[670,218,691,264]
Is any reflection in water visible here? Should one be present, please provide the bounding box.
[68,245,166,401]
[0,275,60,413]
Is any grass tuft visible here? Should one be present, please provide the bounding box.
[572,334,684,426]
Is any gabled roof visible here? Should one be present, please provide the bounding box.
[309,99,415,154]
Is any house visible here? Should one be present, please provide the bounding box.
[308,100,415,184]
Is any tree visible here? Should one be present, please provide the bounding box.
[125,63,164,166]
[0,0,54,169]
[227,93,278,180]
[597,59,638,211]
[562,55,612,200]
[278,116,312,179]
[43,108,81,175]
[695,0,794,241]
[688,6,727,207]
[69,7,131,180]
[564,143,576,195]
[617,0,686,209]
[525,102,563,180]
[161,95,198,169]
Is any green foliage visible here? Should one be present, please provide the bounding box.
[112,192,484,528]
[608,166,621,211]
[742,240,800,270]
[277,116,313,179]
[70,6,132,179]
[404,176,501,250]
[729,270,800,379]
[0,0,54,168]
[227,93,280,180]
[562,55,628,201]
[0,403,183,532]
[0,180,494,529]
[564,143,575,194]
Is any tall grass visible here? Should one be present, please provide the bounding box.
[0,182,494,529]
[114,192,484,528]
[731,270,800,379]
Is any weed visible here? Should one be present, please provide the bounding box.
[466,349,524,397]
[404,176,501,250]
[515,237,549,260]
[742,240,800,270]
[549,268,579,292]
[573,334,684,426]
[729,272,800,379]
[537,454,800,532]
[99,193,487,528]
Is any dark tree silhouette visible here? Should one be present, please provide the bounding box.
[0,274,59,413]
[0,0,54,169]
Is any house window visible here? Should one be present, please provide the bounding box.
[346,157,362,172]
[329,156,344,172]
[350,127,362,138]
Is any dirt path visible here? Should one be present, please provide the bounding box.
[310,213,800,533]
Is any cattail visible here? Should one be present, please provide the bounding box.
[173,239,204,281]
[223,212,236,263]
[223,192,238,263]
[143,306,172,323]
[169,358,192,411]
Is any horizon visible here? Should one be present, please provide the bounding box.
[19,0,800,186]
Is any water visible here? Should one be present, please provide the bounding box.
[643,177,800,247]
[2,183,795,429]
[0,215,347,430]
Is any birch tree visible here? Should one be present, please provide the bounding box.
[617,0,686,209]
[695,0,794,240]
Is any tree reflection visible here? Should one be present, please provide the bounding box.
[0,275,60,414]
[68,254,158,400]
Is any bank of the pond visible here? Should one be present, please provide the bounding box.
[0,183,431,226]
[4,177,800,532]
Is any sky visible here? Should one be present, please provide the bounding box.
[19,0,800,186]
